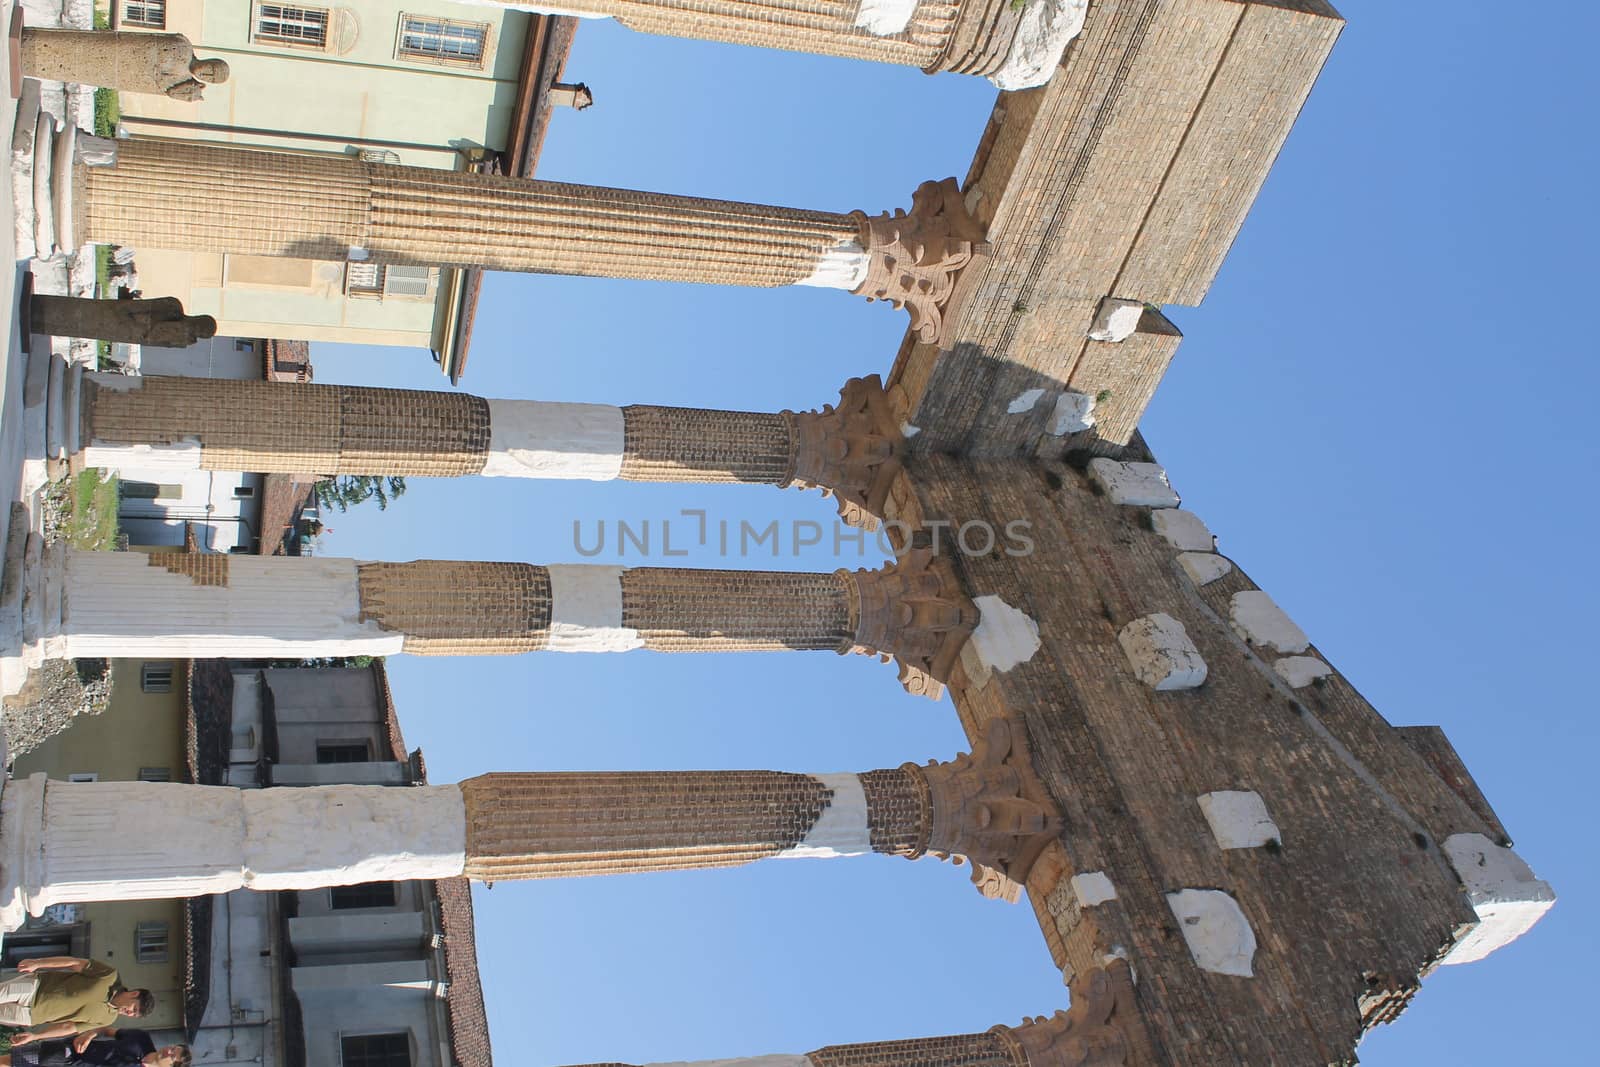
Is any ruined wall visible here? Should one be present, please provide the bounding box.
[897,454,1539,1064]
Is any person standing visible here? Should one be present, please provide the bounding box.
[0,958,152,1043]
[0,1028,190,1067]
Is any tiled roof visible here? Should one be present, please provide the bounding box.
[257,474,318,556]
[185,660,233,786]
[182,895,212,1041]
[372,660,409,763]
[434,878,493,1067]
[263,339,312,382]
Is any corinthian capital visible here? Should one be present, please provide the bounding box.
[843,546,976,698]
[916,717,1060,900]
[991,961,1143,1067]
[786,375,904,527]
[852,178,988,344]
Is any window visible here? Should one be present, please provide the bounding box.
[235,339,256,353]
[122,0,166,29]
[141,662,174,693]
[68,773,99,783]
[345,264,435,301]
[330,883,397,910]
[341,1034,410,1067]
[384,266,432,298]
[396,16,488,66]
[121,481,184,501]
[255,4,330,48]
[138,767,171,783]
[135,921,170,964]
[345,262,383,297]
[234,486,256,499]
[316,741,371,764]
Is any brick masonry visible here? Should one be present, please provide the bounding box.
[889,453,1504,1063]
[886,0,1343,454]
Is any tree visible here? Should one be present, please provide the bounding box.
[315,475,406,513]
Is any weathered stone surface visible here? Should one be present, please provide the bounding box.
[30,295,215,346]
[1228,590,1310,653]
[1116,613,1206,691]
[898,455,1511,1062]
[1149,509,1213,551]
[19,29,228,100]
[1272,654,1332,688]
[1177,551,1232,586]
[1197,790,1280,850]
[1087,459,1179,507]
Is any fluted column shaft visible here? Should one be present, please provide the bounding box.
[31,553,853,658]
[16,548,971,692]
[460,767,929,879]
[551,962,1148,1067]
[82,139,866,288]
[499,0,1086,89]
[69,137,983,342]
[79,375,796,484]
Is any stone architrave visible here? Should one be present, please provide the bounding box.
[74,374,904,524]
[18,29,229,100]
[2,549,975,698]
[487,0,1088,89]
[29,295,216,347]
[0,724,1059,920]
[43,132,983,342]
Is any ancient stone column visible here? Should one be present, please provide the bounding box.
[552,962,1150,1067]
[76,374,902,523]
[0,719,1056,925]
[30,295,216,347]
[61,133,982,342]
[8,547,972,695]
[19,28,229,100]
[498,0,1088,89]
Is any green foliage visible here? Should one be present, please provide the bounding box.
[92,88,120,138]
[315,475,407,513]
[1095,388,1114,404]
[94,244,112,295]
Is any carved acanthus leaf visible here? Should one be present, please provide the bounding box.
[851,177,987,344]
[842,546,976,699]
[992,961,1140,1067]
[917,717,1061,899]
[786,374,903,528]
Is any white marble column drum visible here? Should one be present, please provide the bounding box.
[0,775,466,928]
[42,550,404,660]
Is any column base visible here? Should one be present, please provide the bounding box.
[0,533,63,697]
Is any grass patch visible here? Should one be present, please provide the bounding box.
[59,471,122,551]
[95,243,112,295]
[93,87,120,138]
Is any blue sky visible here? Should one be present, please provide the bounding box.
[311,4,1597,1062]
